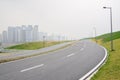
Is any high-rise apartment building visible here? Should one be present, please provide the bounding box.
[8,27,15,43]
[14,27,18,43]
[21,25,26,42]
[2,31,8,43]
[39,32,48,41]
[0,34,2,43]
[33,25,39,41]
[1,25,65,43]
[26,25,33,42]
[17,27,22,43]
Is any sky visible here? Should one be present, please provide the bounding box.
[0,0,120,39]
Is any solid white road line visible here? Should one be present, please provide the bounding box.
[66,53,75,57]
[79,46,108,80]
[20,64,44,72]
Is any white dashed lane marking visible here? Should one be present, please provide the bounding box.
[20,64,44,72]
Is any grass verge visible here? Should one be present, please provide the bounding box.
[91,38,120,80]
[6,41,69,50]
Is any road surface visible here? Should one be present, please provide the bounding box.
[0,40,106,80]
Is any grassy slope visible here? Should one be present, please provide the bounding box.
[96,31,120,42]
[91,31,120,80]
[7,41,67,50]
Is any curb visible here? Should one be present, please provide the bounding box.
[79,46,108,80]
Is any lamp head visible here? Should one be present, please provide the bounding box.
[103,7,107,9]
[103,7,111,9]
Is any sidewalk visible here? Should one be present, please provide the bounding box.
[0,42,73,60]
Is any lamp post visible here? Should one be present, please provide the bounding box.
[93,27,97,43]
[43,36,45,47]
[0,42,2,53]
[58,36,61,43]
[103,7,114,51]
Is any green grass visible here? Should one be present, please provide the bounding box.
[91,31,120,80]
[96,31,120,42]
[91,39,120,80]
[6,41,68,50]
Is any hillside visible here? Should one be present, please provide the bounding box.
[96,31,120,42]
[6,41,67,50]
[91,31,120,80]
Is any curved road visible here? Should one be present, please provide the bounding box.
[0,40,106,80]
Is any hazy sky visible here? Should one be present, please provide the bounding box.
[0,0,120,39]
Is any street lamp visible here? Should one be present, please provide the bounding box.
[103,6,114,51]
[93,27,97,43]
[43,36,46,47]
[58,36,61,43]
[0,42,2,53]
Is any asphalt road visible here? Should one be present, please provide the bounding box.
[0,40,106,80]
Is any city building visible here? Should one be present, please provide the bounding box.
[0,34,2,43]
[33,25,39,41]
[0,25,66,43]
[2,31,8,43]
[21,25,27,42]
[8,27,15,43]
[26,25,33,42]
[39,32,47,41]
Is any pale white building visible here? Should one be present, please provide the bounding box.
[33,25,39,41]
[0,34,2,43]
[26,25,33,42]
[8,27,15,43]
[17,27,22,43]
[1,25,67,43]
[39,32,47,41]
[14,27,18,43]
[2,31,8,43]
[21,25,26,42]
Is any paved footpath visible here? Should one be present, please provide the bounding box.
[0,42,72,60]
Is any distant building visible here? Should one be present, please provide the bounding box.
[26,25,33,42]
[39,32,44,41]
[33,25,39,41]
[0,34,2,43]
[21,25,26,42]
[14,26,22,43]
[48,34,62,41]
[39,32,47,41]
[14,27,18,43]
[2,31,8,43]
[17,27,22,43]
[1,25,66,43]
[8,27,15,43]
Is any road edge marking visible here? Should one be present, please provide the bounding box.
[78,46,108,80]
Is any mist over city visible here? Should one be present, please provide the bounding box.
[0,25,68,43]
[0,0,120,40]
